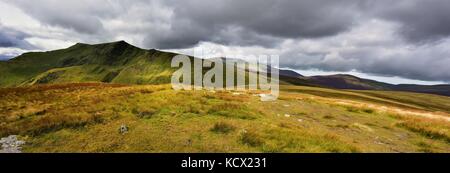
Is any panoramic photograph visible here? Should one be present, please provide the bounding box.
[0,0,449,161]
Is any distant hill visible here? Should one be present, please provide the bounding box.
[1,41,449,96]
[279,69,304,78]
[392,84,450,97]
[277,70,450,96]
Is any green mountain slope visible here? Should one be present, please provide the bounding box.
[0,41,177,87]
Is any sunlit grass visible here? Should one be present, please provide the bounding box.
[0,83,449,153]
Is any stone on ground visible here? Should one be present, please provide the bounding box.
[0,135,25,153]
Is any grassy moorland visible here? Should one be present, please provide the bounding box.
[0,83,448,153]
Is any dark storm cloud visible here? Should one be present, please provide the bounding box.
[279,34,450,82]
[146,0,450,49]
[145,24,282,49]
[144,0,362,48]
[8,0,118,34]
[6,0,450,46]
[0,25,34,49]
[370,0,450,43]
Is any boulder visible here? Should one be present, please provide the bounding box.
[0,135,25,153]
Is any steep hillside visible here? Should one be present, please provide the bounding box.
[0,41,177,87]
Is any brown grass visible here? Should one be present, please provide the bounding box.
[393,115,450,143]
[210,122,235,134]
[239,130,264,147]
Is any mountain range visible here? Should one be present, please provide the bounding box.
[1,41,449,96]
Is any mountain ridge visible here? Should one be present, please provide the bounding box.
[277,70,450,96]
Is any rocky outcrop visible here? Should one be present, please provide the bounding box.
[0,135,25,153]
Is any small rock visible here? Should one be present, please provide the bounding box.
[284,114,291,118]
[297,119,303,122]
[0,135,25,153]
[119,124,129,134]
[259,94,277,102]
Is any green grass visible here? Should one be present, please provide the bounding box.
[0,83,449,153]
[239,130,264,147]
[354,90,450,113]
[281,85,450,113]
[393,115,450,143]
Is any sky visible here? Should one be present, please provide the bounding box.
[0,0,449,85]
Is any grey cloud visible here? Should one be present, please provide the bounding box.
[143,17,211,49]
[5,0,450,46]
[7,0,119,34]
[280,39,450,82]
[145,0,361,49]
[212,26,282,48]
[145,24,282,49]
[0,25,35,49]
[370,0,450,43]
[40,14,104,34]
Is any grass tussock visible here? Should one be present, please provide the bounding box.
[345,106,375,114]
[132,107,157,119]
[239,130,264,147]
[210,122,235,134]
[215,91,249,102]
[322,115,335,119]
[362,108,375,114]
[396,118,450,143]
[208,103,257,120]
[0,112,105,137]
